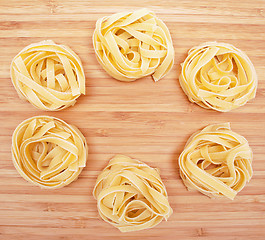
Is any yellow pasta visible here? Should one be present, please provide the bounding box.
[93,154,172,232]
[179,123,253,200]
[11,40,85,111]
[93,8,174,82]
[12,116,88,189]
[179,42,257,112]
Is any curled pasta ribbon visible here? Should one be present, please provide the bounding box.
[93,154,172,232]
[179,123,253,200]
[180,42,257,112]
[11,40,85,111]
[11,116,88,189]
[93,8,174,82]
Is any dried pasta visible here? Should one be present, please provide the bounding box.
[179,42,257,112]
[11,40,85,111]
[11,116,88,189]
[179,123,253,200]
[93,154,172,232]
[93,8,174,82]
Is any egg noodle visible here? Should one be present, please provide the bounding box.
[93,154,172,232]
[179,42,257,112]
[12,116,88,189]
[11,40,85,111]
[179,123,253,200]
[93,8,174,82]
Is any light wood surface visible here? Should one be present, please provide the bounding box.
[0,0,265,239]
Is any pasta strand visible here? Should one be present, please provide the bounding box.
[93,154,172,232]
[179,123,253,200]
[11,40,85,111]
[93,9,174,82]
[179,42,257,112]
[11,116,88,189]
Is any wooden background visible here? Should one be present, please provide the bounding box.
[0,0,265,239]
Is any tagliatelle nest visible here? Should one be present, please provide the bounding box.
[179,123,253,200]
[93,154,172,232]
[179,42,257,112]
[11,40,85,111]
[12,116,88,189]
[93,8,174,82]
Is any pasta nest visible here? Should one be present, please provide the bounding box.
[93,8,174,82]
[11,116,88,189]
[179,123,253,200]
[179,42,257,112]
[11,40,85,111]
[93,155,172,232]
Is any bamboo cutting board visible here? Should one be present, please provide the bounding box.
[0,0,265,239]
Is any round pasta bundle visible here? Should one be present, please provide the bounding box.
[179,123,253,200]
[93,154,172,232]
[11,40,85,111]
[179,42,257,112]
[93,8,174,82]
[12,116,88,189]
